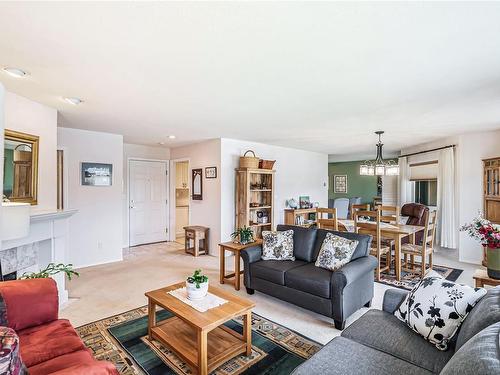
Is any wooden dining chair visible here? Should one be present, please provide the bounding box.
[401,210,437,277]
[316,208,338,231]
[375,205,400,224]
[350,203,370,219]
[354,209,391,281]
[374,205,400,250]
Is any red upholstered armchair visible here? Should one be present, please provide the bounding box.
[0,278,118,375]
[401,203,429,245]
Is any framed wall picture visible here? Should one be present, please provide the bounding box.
[192,168,203,200]
[334,175,347,193]
[299,195,310,209]
[205,166,217,179]
[81,162,113,186]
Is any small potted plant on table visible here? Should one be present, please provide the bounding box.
[231,226,254,245]
[186,269,209,300]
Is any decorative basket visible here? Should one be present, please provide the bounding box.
[259,159,276,169]
[239,150,260,169]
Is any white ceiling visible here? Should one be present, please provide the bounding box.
[1,2,500,158]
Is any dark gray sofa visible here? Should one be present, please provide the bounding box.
[240,225,377,329]
[292,286,500,375]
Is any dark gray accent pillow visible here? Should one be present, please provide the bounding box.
[441,322,500,375]
[276,225,317,262]
[456,286,500,350]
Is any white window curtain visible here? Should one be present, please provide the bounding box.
[437,148,457,249]
[397,157,413,206]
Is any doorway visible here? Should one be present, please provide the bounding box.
[128,159,169,246]
[174,160,190,245]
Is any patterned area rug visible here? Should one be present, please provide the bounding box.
[377,263,463,290]
[76,307,322,375]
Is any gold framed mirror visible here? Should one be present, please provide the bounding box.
[3,129,39,205]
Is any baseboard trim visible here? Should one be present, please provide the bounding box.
[75,257,123,270]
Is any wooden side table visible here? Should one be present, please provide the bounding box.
[219,240,262,291]
[473,268,500,288]
[184,226,209,257]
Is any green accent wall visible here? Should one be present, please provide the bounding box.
[329,161,377,204]
[3,149,14,195]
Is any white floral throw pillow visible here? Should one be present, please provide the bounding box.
[314,233,358,271]
[261,230,295,261]
[394,271,487,350]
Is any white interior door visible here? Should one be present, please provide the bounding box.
[129,160,168,246]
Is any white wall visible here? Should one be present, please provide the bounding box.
[220,138,329,243]
[170,139,221,254]
[169,138,328,255]
[122,143,170,247]
[58,127,124,268]
[456,130,500,264]
[5,92,57,211]
[401,130,500,264]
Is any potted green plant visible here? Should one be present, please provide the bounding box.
[20,263,79,280]
[461,214,500,279]
[231,226,254,245]
[186,269,209,300]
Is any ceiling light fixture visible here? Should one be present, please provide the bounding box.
[158,142,165,145]
[359,131,399,176]
[3,67,29,78]
[168,135,176,139]
[63,97,83,105]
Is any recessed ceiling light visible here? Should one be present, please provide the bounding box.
[158,142,165,145]
[63,97,83,105]
[168,135,176,139]
[3,67,29,78]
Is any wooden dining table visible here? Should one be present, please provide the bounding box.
[338,220,425,281]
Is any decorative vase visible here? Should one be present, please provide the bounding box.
[487,247,500,279]
[287,198,298,209]
[186,280,209,300]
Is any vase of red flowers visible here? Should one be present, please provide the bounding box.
[461,214,500,279]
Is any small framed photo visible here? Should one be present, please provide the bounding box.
[205,167,217,179]
[81,162,113,186]
[334,175,347,193]
[299,195,310,209]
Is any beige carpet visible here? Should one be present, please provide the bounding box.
[60,241,476,345]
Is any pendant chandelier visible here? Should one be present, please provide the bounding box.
[359,131,399,176]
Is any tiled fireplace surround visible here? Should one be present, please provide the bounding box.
[1,242,42,279]
[0,209,77,305]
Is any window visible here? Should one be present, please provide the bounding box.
[414,180,437,206]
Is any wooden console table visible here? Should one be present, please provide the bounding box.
[473,268,500,288]
[219,240,262,291]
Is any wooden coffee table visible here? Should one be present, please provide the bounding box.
[145,282,255,375]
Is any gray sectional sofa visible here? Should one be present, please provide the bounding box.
[292,286,500,375]
[240,225,377,329]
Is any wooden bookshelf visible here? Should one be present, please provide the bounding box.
[284,208,318,227]
[235,168,275,238]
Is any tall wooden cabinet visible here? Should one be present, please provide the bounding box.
[484,157,500,224]
[235,168,275,238]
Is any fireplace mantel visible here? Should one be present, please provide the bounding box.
[1,208,78,306]
[30,209,78,223]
